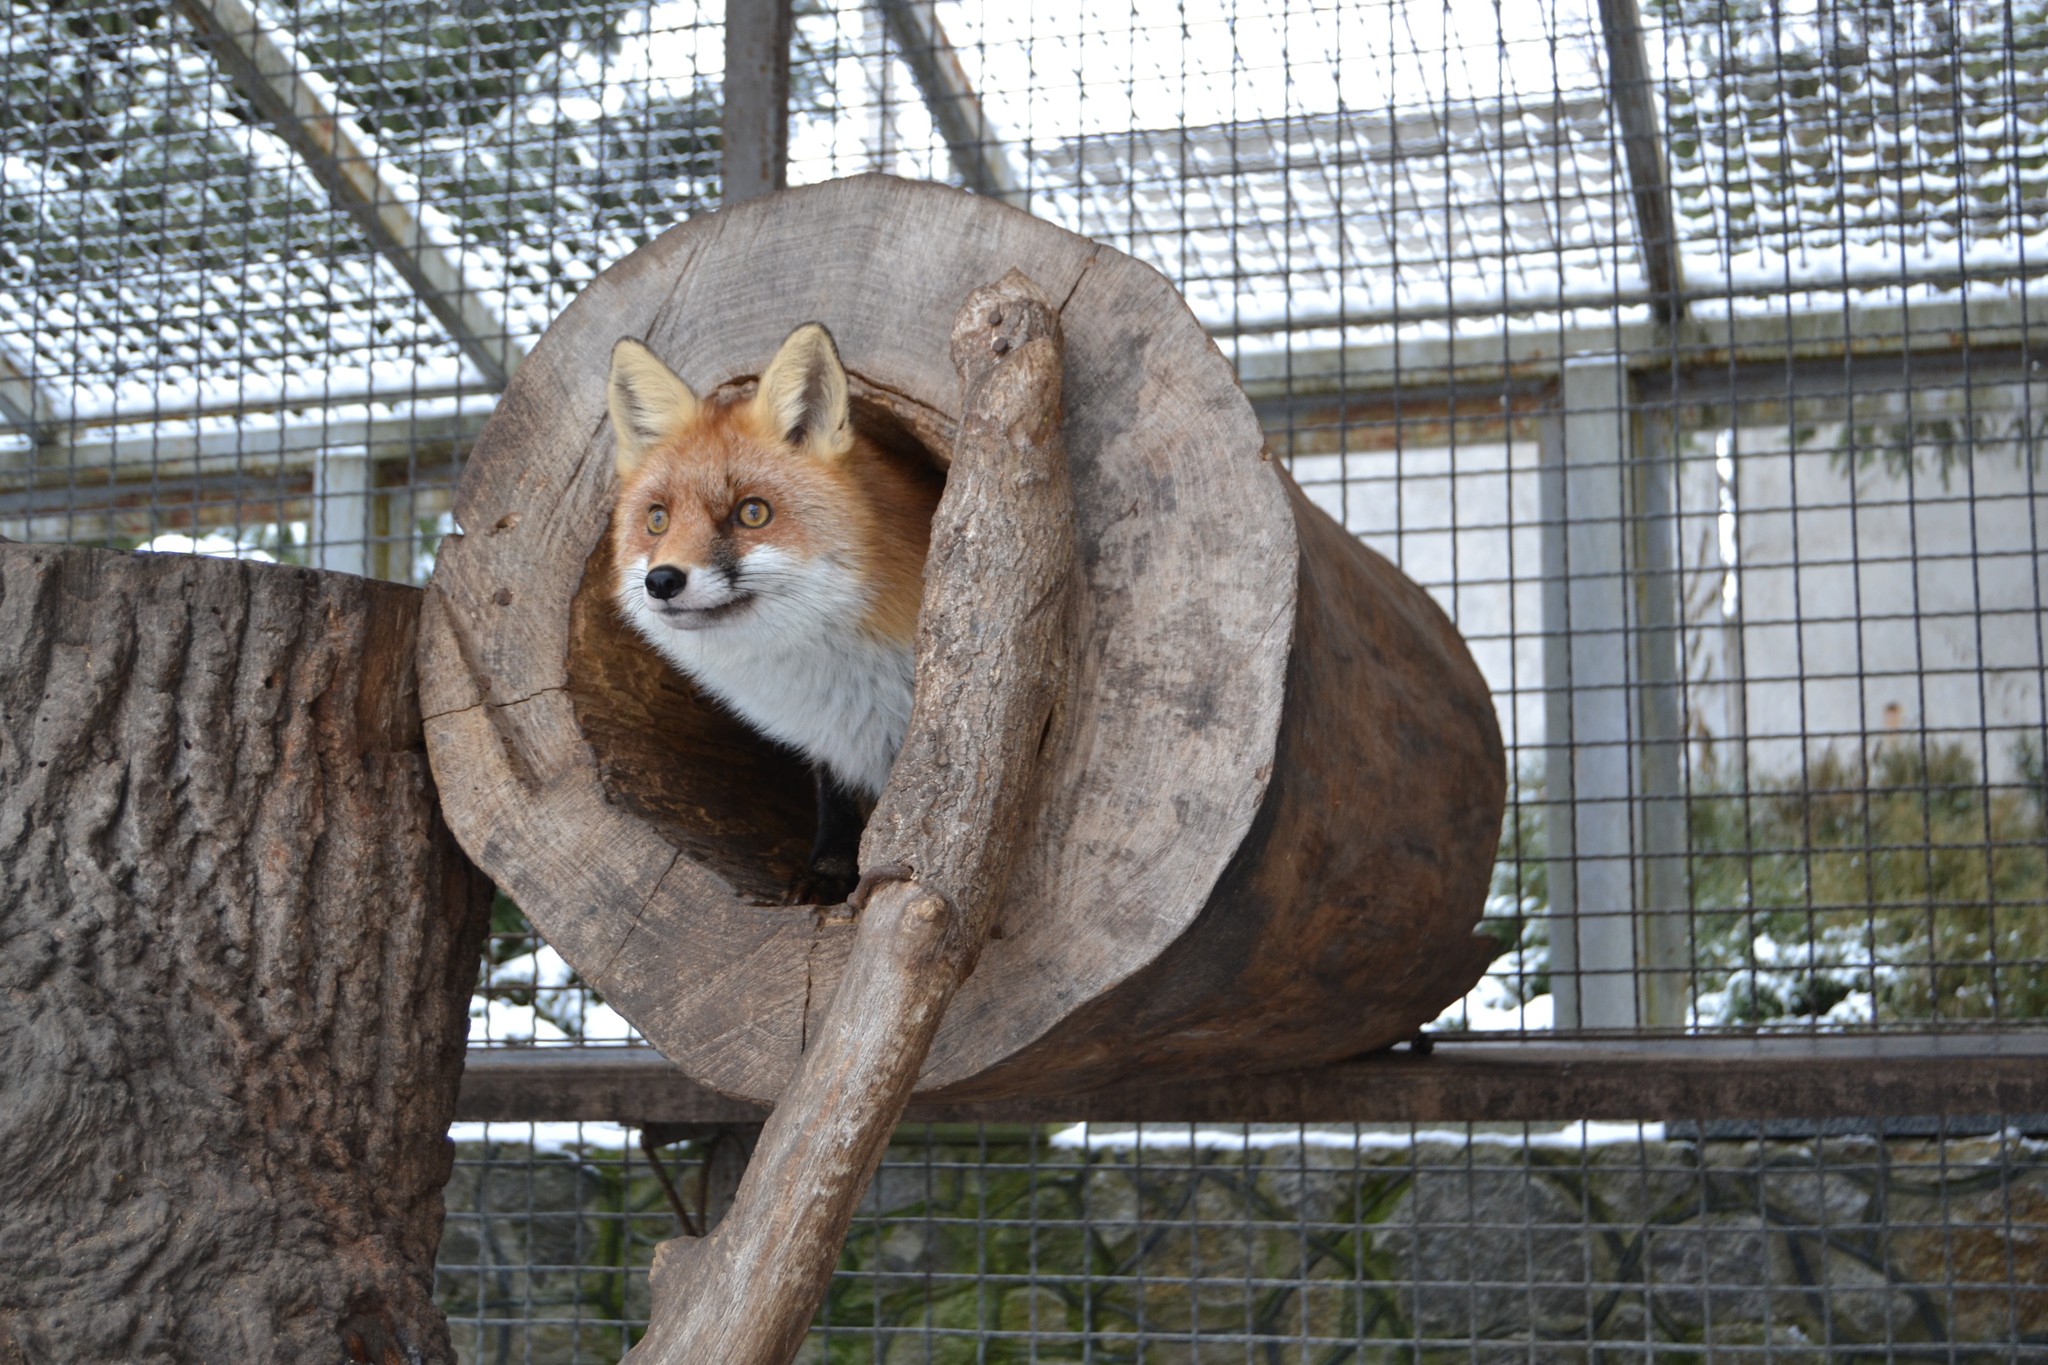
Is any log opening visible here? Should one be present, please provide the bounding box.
[564,381,953,904]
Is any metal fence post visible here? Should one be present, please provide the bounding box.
[1632,403,1690,1029]
[723,0,792,205]
[311,450,370,578]
[1542,357,1688,1030]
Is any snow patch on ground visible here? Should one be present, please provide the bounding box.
[138,531,276,561]
[470,944,637,1047]
[1051,1120,1667,1152]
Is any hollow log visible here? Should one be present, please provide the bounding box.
[420,173,1506,1106]
[0,543,492,1365]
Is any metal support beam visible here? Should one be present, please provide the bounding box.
[722,0,792,204]
[8,296,2032,520]
[876,0,1020,203]
[175,0,524,387]
[1542,359,1688,1030]
[1597,0,1686,321]
[14,291,2035,454]
[0,473,311,527]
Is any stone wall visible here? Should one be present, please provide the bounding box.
[435,1124,2046,1363]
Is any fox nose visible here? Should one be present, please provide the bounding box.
[644,565,687,600]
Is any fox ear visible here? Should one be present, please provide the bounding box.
[608,339,699,476]
[752,322,852,459]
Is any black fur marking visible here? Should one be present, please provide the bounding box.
[786,325,842,446]
[620,391,667,443]
[783,770,863,905]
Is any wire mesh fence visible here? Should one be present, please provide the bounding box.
[437,1118,2048,1360]
[4,0,2045,1355]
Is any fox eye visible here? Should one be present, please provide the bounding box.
[646,505,669,535]
[735,497,773,530]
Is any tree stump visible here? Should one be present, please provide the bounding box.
[0,544,492,1365]
[420,173,1506,1106]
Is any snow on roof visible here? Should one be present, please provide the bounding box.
[1029,98,1635,337]
[2,0,2044,432]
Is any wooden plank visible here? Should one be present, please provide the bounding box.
[454,1035,2048,1125]
[457,1050,772,1124]
[175,0,524,387]
[721,0,791,204]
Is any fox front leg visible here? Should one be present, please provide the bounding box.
[786,769,864,906]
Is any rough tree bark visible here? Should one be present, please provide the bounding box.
[0,544,492,1365]
[623,271,1074,1365]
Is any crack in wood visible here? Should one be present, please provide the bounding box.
[798,933,817,1055]
[1055,253,1098,316]
[418,684,570,726]
[846,372,958,442]
[597,848,684,985]
[652,235,709,334]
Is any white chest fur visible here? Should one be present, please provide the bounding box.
[617,551,914,800]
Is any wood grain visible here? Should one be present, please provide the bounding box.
[930,472,1507,1098]
[0,544,491,1365]
[454,1035,2048,1126]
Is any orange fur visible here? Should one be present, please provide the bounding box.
[610,377,940,644]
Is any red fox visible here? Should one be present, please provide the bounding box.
[608,323,942,900]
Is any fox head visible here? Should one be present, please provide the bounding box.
[608,323,926,647]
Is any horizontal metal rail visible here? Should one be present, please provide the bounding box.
[8,285,2029,459]
[1233,291,2048,399]
[0,411,487,511]
[10,289,2039,512]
